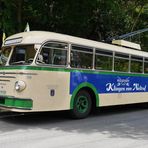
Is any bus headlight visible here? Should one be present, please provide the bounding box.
[15,81,26,92]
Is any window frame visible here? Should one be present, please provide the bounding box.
[130,55,144,73]
[34,40,148,75]
[95,48,113,71]
[70,44,93,69]
[9,44,36,65]
[114,52,130,72]
[36,41,68,67]
[144,57,148,73]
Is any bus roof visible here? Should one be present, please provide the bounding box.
[3,31,148,58]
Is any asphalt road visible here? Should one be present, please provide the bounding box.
[0,105,148,148]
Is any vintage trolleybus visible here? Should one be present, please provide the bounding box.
[0,31,148,118]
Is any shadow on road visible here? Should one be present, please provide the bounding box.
[0,104,148,140]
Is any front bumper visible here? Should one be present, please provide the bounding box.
[0,96,33,110]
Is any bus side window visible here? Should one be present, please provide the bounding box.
[37,42,68,66]
[95,49,113,71]
[114,53,129,72]
[70,51,81,68]
[53,54,66,65]
[70,45,93,69]
[144,58,148,73]
[131,56,143,73]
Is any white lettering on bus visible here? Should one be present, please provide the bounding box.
[106,82,146,92]
[133,83,146,91]
[106,83,125,92]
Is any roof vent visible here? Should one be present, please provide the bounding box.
[112,40,141,50]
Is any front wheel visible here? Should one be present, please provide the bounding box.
[70,90,92,119]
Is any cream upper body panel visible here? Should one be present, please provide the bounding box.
[3,31,148,58]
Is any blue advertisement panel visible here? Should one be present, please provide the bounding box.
[70,72,148,94]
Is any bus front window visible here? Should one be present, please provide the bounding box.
[9,45,36,65]
[0,47,11,66]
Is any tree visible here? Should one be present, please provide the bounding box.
[0,0,147,50]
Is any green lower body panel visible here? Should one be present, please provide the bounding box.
[0,96,33,110]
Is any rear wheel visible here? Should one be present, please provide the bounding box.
[71,90,92,119]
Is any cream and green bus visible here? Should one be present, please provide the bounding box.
[0,31,148,118]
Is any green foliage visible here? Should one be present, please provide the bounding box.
[0,0,147,50]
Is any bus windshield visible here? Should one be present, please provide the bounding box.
[9,45,36,65]
[0,47,11,66]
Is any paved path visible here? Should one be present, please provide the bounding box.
[0,106,148,148]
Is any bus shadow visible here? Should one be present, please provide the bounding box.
[1,104,148,140]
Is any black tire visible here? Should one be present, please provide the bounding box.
[70,90,92,119]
